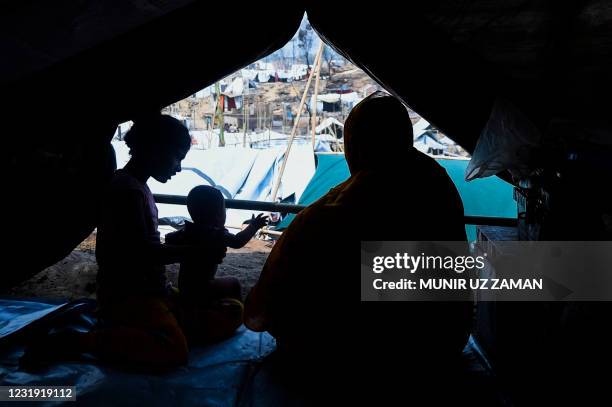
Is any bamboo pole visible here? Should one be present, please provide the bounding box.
[215,82,225,147]
[243,98,248,147]
[310,45,324,151]
[262,101,267,132]
[270,42,324,202]
[209,97,218,130]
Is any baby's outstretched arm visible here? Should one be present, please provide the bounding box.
[226,213,269,248]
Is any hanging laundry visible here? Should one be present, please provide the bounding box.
[227,97,237,110]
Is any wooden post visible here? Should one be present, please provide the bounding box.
[262,101,266,132]
[270,42,324,202]
[283,103,287,134]
[310,45,324,151]
[243,96,248,147]
[215,82,225,147]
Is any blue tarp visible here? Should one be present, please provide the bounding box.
[441,159,516,240]
[277,155,517,240]
[0,298,502,405]
[0,299,65,339]
[0,298,294,406]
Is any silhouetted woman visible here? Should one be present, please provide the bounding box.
[245,93,472,392]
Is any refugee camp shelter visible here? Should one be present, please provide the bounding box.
[3,1,612,405]
[315,117,344,138]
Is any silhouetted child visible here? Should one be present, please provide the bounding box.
[21,114,242,369]
[165,185,268,304]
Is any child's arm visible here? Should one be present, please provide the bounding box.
[155,224,225,265]
[226,213,268,248]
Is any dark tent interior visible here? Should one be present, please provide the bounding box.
[2,0,612,405]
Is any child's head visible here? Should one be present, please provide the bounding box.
[124,113,191,183]
[187,185,226,227]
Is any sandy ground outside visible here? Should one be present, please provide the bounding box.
[3,231,272,302]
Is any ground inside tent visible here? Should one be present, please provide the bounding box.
[2,234,271,301]
[0,297,506,406]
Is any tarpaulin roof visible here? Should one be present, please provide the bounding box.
[414,134,448,152]
[412,118,432,138]
[311,92,361,104]
[315,117,344,134]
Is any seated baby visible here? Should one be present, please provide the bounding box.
[165,185,268,303]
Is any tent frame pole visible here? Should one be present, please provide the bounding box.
[271,42,325,202]
[311,45,324,151]
[153,194,518,227]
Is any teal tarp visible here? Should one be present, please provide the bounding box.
[277,154,517,241]
[277,154,350,229]
[440,159,516,240]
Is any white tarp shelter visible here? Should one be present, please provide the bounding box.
[412,118,431,138]
[413,133,448,154]
[315,117,344,135]
[310,92,362,112]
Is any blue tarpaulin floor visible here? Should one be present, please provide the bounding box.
[0,298,508,406]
